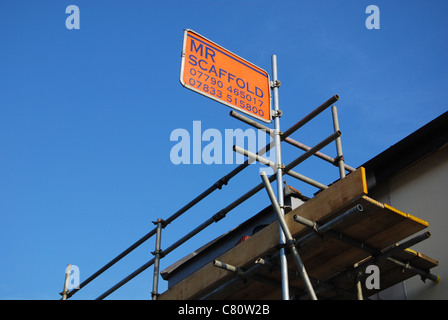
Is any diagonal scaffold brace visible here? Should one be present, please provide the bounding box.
[260,171,318,300]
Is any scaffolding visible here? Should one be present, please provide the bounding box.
[61,56,438,300]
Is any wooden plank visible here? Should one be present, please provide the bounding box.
[158,166,434,300]
[285,167,368,233]
[205,247,438,300]
[228,195,432,293]
[394,248,439,270]
[301,247,439,299]
[349,197,428,249]
[294,196,429,281]
[301,242,367,281]
[158,167,368,300]
[359,248,439,298]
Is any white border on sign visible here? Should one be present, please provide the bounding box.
[180,29,272,124]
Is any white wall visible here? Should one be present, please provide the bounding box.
[369,143,448,299]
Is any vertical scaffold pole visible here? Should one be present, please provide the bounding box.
[151,219,164,300]
[331,105,346,179]
[332,105,363,300]
[261,172,318,300]
[60,264,72,300]
[271,55,290,300]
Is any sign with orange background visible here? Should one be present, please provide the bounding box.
[180,29,272,123]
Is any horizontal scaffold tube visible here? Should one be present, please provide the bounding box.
[68,128,276,299]
[229,106,356,173]
[284,130,341,173]
[282,95,339,139]
[233,145,328,190]
[71,96,351,300]
[260,171,318,300]
[293,213,438,284]
[98,133,344,299]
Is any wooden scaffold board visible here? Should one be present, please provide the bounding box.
[158,168,438,300]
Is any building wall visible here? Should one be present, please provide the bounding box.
[369,143,448,299]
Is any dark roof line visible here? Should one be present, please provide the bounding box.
[362,111,448,185]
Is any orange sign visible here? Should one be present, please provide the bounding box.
[180,29,272,123]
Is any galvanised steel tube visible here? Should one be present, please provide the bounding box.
[233,145,276,169]
[271,54,290,300]
[60,264,71,300]
[256,256,359,300]
[162,216,217,257]
[214,259,290,291]
[284,170,329,190]
[381,231,431,260]
[331,105,346,179]
[294,215,438,285]
[284,136,355,172]
[293,204,364,247]
[67,139,272,299]
[93,167,273,299]
[283,130,342,173]
[98,126,341,300]
[66,227,158,298]
[157,169,277,268]
[85,130,340,300]
[97,174,275,300]
[260,171,318,300]
[229,110,274,135]
[96,216,218,300]
[70,94,345,299]
[67,183,220,298]
[80,110,344,299]
[332,104,361,299]
[294,205,363,233]
[282,94,339,139]
[96,257,156,300]
[233,145,329,190]
[326,231,439,284]
[260,172,294,242]
[214,259,243,275]
[230,109,356,173]
[311,204,363,234]
[151,219,164,300]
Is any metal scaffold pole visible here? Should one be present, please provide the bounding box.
[270,55,290,300]
[331,104,363,300]
[260,172,318,300]
[60,264,71,300]
[151,219,164,300]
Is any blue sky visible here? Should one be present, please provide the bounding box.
[0,0,447,299]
